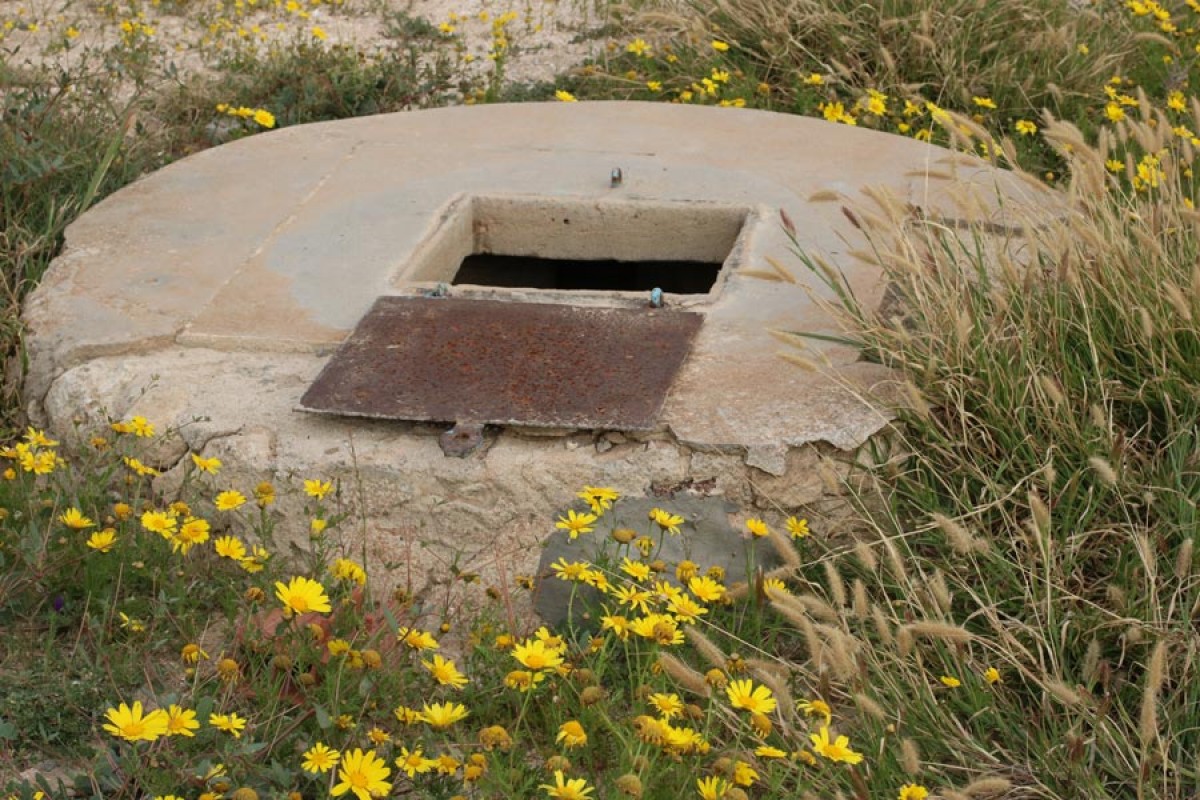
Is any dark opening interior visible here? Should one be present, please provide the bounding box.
[452,254,722,293]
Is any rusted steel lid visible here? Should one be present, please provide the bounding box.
[299,296,703,430]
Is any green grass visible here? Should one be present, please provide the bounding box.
[5,0,1200,797]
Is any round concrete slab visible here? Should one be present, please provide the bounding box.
[22,102,1046,616]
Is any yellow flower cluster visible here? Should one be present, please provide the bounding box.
[215,102,276,129]
[551,493,745,658]
[487,9,518,61]
[139,505,211,555]
[74,451,1023,800]
[110,415,155,437]
[1126,0,1175,32]
[118,17,155,39]
[1,428,64,476]
[330,556,367,585]
[102,701,209,742]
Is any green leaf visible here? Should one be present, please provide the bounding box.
[195,695,214,723]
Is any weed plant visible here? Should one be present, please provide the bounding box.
[770,65,1200,800]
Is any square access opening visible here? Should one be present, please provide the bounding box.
[453,254,721,294]
[399,194,750,298]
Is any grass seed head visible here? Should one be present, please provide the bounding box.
[871,604,895,647]
[657,653,710,697]
[904,620,973,644]
[929,570,952,614]
[1087,456,1118,488]
[963,777,1011,797]
[1028,492,1051,538]
[823,561,847,608]
[1139,640,1169,744]
[853,692,886,720]
[1044,677,1082,707]
[901,737,921,774]
[1083,638,1102,686]
[853,541,878,572]
[768,526,802,569]
[933,512,978,556]
[683,626,727,670]
[852,578,869,619]
[1175,538,1194,580]
[883,537,910,584]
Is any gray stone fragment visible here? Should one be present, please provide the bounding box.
[439,422,486,458]
[745,444,788,476]
[533,495,783,630]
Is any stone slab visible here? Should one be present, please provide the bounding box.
[25,102,1046,452]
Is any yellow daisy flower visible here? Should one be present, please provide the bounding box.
[555,508,598,539]
[398,627,439,650]
[214,490,246,511]
[140,510,177,537]
[541,770,594,799]
[164,705,200,737]
[86,529,117,552]
[726,679,777,714]
[209,711,247,738]
[745,518,769,537]
[304,478,332,499]
[512,639,564,671]
[59,507,95,529]
[301,742,340,773]
[181,643,209,663]
[797,697,832,725]
[191,453,222,474]
[394,746,435,777]
[809,726,863,764]
[213,535,246,560]
[422,654,469,688]
[648,692,684,719]
[556,719,587,748]
[102,701,169,742]
[696,776,730,799]
[786,516,809,538]
[420,701,469,729]
[650,508,684,535]
[331,748,391,800]
[274,576,332,616]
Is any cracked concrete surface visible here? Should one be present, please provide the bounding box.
[23,102,1050,614]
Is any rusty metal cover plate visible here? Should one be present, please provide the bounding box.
[299,297,703,430]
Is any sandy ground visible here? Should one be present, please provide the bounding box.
[0,0,609,90]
